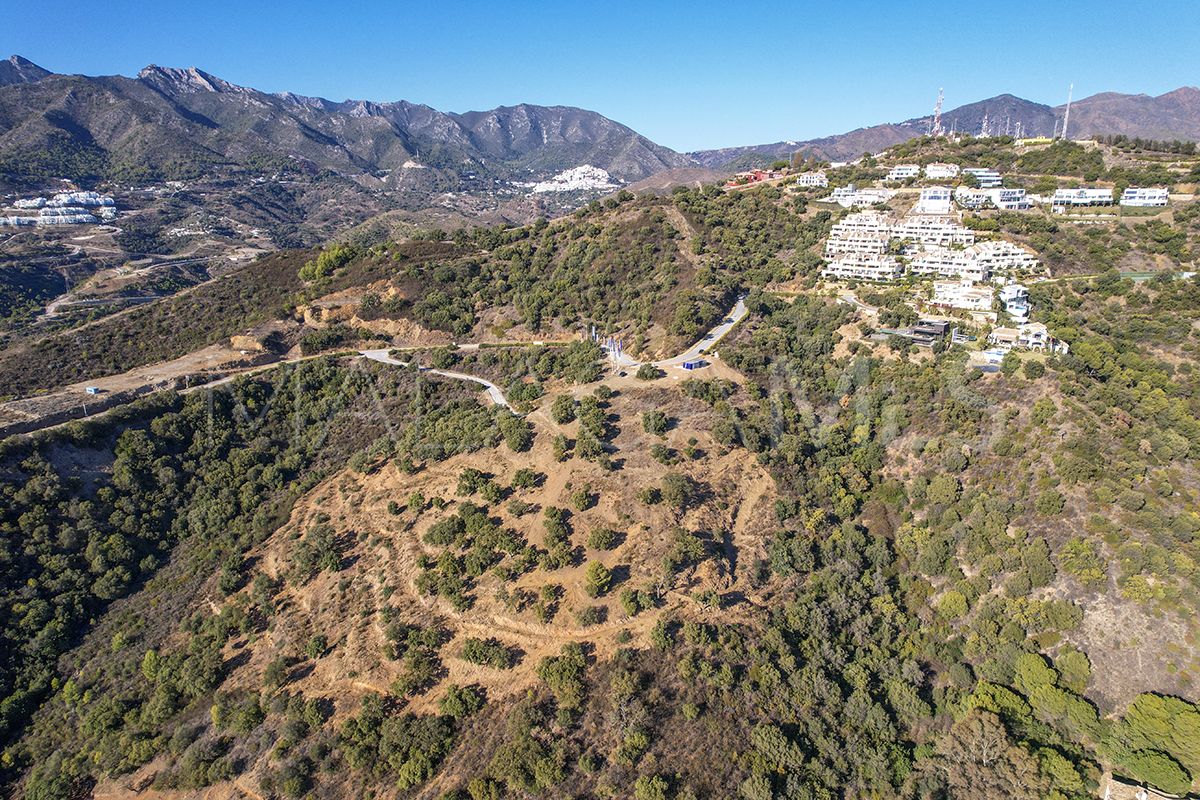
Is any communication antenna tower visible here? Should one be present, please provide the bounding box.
[980,111,990,138]
[931,88,945,136]
[1061,83,1074,140]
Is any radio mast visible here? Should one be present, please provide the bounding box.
[1061,83,1074,140]
[931,88,945,136]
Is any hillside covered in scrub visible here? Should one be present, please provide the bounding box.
[2,144,1200,800]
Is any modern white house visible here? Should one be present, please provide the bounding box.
[963,167,1003,188]
[822,254,904,282]
[954,187,992,210]
[884,164,921,182]
[998,283,1030,322]
[795,171,829,188]
[827,184,895,208]
[931,279,995,313]
[1120,187,1169,207]
[988,322,1068,354]
[914,186,953,215]
[1051,187,1114,207]
[953,186,1030,210]
[989,188,1031,210]
[924,162,961,179]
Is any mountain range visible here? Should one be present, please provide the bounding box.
[2,54,1200,192]
[0,56,691,190]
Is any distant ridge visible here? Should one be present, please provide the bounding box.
[690,87,1200,167]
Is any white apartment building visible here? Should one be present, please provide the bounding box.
[1120,187,1169,207]
[892,216,976,247]
[885,164,921,182]
[968,240,1041,274]
[795,171,829,188]
[822,254,904,282]
[931,280,995,313]
[910,248,990,282]
[963,167,1003,188]
[924,162,961,179]
[1052,187,1113,206]
[914,186,953,215]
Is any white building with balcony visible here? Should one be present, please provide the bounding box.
[999,283,1031,322]
[914,186,953,215]
[1052,187,1113,206]
[1120,187,1169,207]
[822,254,904,282]
[884,164,921,182]
[931,280,996,313]
[795,171,829,188]
[963,167,1003,188]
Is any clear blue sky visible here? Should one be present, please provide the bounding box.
[3,0,1197,152]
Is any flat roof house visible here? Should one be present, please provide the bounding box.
[1052,187,1113,206]
[931,279,995,313]
[914,186,953,215]
[1120,187,1168,207]
[884,164,921,182]
[988,322,1068,354]
[963,167,1002,188]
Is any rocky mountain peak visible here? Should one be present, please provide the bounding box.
[137,64,251,95]
[0,55,52,86]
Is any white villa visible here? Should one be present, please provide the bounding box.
[924,163,961,180]
[1052,187,1114,207]
[999,283,1031,322]
[914,186,953,215]
[827,184,895,208]
[963,167,1003,188]
[931,280,995,313]
[988,322,1068,354]
[884,164,921,182]
[795,171,829,188]
[1120,187,1169,207]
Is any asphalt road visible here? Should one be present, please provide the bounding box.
[359,349,511,409]
[653,295,748,369]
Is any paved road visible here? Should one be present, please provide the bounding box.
[359,349,511,409]
[653,295,748,369]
